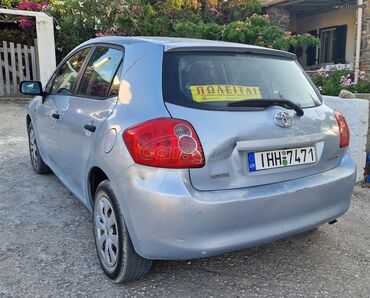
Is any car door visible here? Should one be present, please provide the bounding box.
[55,45,124,203]
[35,47,91,168]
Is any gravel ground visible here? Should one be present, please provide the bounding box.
[0,98,369,297]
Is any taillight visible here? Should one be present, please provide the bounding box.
[334,111,350,148]
[122,118,205,168]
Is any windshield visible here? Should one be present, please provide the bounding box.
[163,52,322,110]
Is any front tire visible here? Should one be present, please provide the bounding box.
[93,180,152,283]
[27,122,51,174]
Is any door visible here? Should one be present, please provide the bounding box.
[35,47,91,167]
[55,46,124,202]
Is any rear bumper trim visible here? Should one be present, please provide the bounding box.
[236,133,324,151]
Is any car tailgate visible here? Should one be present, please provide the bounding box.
[165,102,344,191]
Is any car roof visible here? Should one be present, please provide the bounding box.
[80,36,296,59]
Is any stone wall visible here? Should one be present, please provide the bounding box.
[360,1,370,78]
[265,6,291,31]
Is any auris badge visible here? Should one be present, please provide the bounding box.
[274,111,294,128]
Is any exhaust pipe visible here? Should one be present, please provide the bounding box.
[328,219,338,225]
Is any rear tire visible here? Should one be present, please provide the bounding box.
[27,122,51,174]
[93,180,152,283]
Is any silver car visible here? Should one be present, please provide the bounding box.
[21,37,356,282]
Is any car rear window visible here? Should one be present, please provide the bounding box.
[163,52,321,110]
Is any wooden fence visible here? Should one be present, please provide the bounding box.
[0,40,39,96]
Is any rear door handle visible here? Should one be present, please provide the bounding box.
[51,112,60,120]
[84,124,96,133]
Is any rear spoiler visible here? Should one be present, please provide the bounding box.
[165,46,297,60]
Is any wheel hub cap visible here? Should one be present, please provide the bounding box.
[95,196,119,270]
[29,128,38,167]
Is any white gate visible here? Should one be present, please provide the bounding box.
[0,40,39,96]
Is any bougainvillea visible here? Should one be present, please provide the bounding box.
[17,1,48,29]
[18,1,47,11]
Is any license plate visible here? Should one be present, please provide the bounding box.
[248,146,316,172]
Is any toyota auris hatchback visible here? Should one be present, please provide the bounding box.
[21,37,356,282]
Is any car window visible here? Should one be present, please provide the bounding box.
[163,52,322,110]
[49,48,90,95]
[76,46,123,99]
[109,62,123,97]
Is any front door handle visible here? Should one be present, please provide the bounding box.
[84,124,96,133]
[51,112,60,120]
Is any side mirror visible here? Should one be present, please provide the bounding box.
[19,81,45,96]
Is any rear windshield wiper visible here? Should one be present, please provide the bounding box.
[227,99,304,117]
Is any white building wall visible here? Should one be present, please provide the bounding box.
[324,96,369,181]
[35,14,56,85]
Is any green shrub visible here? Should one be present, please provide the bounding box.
[1,0,22,7]
[8,0,320,60]
[310,69,370,96]
[114,1,319,52]
[0,29,36,46]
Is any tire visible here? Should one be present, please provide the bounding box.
[93,180,152,283]
[27,122,51,174]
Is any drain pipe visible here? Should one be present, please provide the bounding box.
[355,0,364,84]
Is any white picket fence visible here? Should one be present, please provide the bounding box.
[0,40,39,96]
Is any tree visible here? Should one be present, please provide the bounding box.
[1,0,22,7]
[7,0,320,59]
[114,0,319,52]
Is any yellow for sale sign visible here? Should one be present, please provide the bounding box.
[190,85,262,103]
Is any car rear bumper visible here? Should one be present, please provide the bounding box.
[115,153,356,260]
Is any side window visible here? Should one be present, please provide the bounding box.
[77,46,124,98]
[50,48,90,95]
[109,62,123,97]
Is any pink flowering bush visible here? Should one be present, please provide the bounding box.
[0,0,50,45]
[310,68,370,96]
[18,1,47,11]
[17,1,48,29]
[340,74,354,87]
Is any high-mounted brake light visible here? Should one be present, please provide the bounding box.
[334,111,350,148]
[122,118,205,168]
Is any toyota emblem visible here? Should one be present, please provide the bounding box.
[274,111,294,128]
